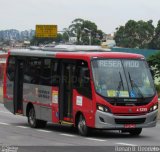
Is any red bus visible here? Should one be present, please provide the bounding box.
[3,46,158,136]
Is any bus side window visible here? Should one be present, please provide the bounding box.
[24,58,41,84]
[7,57,15,81]
[51,61,59,86]
[75,61,92,99]
[40,58,52,86]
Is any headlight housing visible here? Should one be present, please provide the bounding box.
[97,104,111,113]
[149,103,158,112]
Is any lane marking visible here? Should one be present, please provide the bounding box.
[116,143,137,146]
[0,122,10,126]
[16,126,29,129]
[0,111,11,114]
[86,138,106,142]
[60,133,75,137]
[36,129,52,133]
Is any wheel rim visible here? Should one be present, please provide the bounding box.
[78,116,86,134]
[29,109,35,126]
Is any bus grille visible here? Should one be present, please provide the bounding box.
[115,118,146,124]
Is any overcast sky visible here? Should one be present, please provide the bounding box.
[0,0,160,33]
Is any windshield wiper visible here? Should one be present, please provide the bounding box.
[116,72,124,97]
[128,72,144,98]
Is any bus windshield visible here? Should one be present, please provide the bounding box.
[92,59,155,98]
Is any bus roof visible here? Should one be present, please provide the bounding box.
[9,48,144,60]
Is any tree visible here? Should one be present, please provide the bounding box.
[114,20,155,48]
[149,20,160,49]
[81,20,103,45]
[69,18,84,44]
[62,28,70,43]
[147,52,160,82]
[68,18,104,45]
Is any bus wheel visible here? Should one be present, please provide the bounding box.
[78,115,89,136]
[28,107,47,128]
[28,107,37,128]
[129,128,142,136]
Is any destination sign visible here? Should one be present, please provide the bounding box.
[98,60,122,68]
[98,60,140,68]
[123,60,140,68]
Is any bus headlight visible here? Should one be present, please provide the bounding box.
[97,105,104,111]
[149,103,158,112]
[97,104,110,113]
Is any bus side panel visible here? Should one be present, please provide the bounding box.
[23,83,52,122]
[4,77,14,114]
[73,89,95,128]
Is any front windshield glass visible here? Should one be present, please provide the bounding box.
[92,59,155,98]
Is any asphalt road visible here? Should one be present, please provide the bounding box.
[0,103,160,152]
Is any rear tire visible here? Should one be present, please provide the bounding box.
[129,128,142,136]
[28,107,47,128]
[78,115,89,136]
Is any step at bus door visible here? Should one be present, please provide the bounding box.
[13,59,24,114]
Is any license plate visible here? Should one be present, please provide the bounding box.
[124,124,136,128]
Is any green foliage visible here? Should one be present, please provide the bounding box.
[147,52,160,81]
[62,28,69,43]
[155,84,160,97]
[149,20,160,49]
[155,84,160,92]
[115,20,155,49]
[69,18,84,44]
[68,18,104,45]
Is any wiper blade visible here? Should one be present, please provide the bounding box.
[116,72,124,97]
[128,72,144,98]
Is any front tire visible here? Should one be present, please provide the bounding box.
[28,107,47,128]
[129,128,142,136]
[78,115,89,136]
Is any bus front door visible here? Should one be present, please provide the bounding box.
[13,59,24,114]
[59,62,75,122]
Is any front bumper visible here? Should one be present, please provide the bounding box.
[95,110,158,129]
